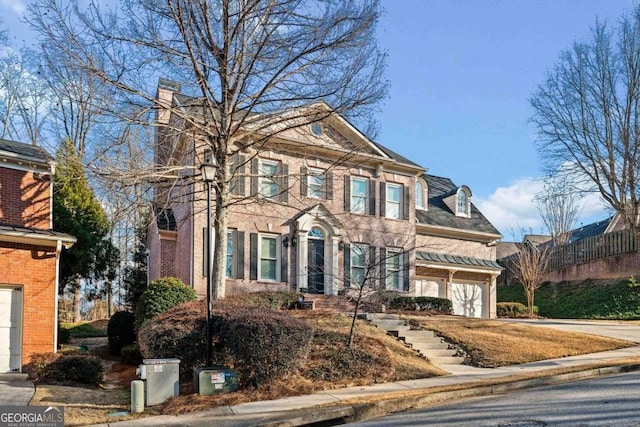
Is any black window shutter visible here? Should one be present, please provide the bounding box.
[403,252,410,291]
[250,158,259,196]
[250,233,258,280]
[280,162,289,203]
[236,231,245,279]
[232,154,246,196]
[369,180,377,216]
[380,248,387,289]
[281,238,288,283]
[369,246,377,286]
[344,176,351,211]
[343,244,351,288]
[379,182,386,217]
[402,184,410,220]
[325,171,333,200]
[300,166,308,197]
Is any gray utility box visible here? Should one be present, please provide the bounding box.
[194,366,238,395]
[138,358,180,405]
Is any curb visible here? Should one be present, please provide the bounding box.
[256,363,640,427]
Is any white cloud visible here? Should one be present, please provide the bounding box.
[475,178,610,241]
[0,0,25,15]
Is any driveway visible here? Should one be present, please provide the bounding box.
[501,318,640,343]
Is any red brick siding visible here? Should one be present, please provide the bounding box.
[0,169,50,228]
[0,242,57,367]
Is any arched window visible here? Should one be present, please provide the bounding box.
[457,188,470,217]
[308,227,324,239]
[415,179,427,210]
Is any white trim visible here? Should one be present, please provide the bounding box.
[415,178,428,211]
[0,231,76,248]
[386,183,402,219]
[258,159,279,199]
[416,223,502,242]
[350,176,368,214]
[385,248,403,290]
[258,233,280,282]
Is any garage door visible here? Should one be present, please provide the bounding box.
[415,279,441,298]
[451,282,483,318]
[0,287,22,372]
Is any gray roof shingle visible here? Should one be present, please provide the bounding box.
[416,174,500,236]
[0,139,51,161]
[416,251,502,269]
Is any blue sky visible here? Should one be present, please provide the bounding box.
[377,0,636,238]
[1,0,636,238]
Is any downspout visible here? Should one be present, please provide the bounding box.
[53,240,62,353]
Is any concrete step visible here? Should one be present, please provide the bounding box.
[414,348,458,358]
[409,341,449,350]
[364,313,400,321]
[397,330,436,340]
[371,321,411,332]
[428,356,466,365]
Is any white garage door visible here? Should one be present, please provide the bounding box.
[451,282,483,318]
[0,287,22,372]
[415,279,441,298]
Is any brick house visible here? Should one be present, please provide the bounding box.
[148,80,502,318]
[0,139,75,373]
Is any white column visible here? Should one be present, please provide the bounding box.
[327,236,340,295]
[485,274,498,319]
[297,231,308,291]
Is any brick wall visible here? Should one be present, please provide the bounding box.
[0,242,57,368]
[0,168,51,228]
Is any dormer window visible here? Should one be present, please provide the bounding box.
[456,187,471,217]
[415,178,427,210]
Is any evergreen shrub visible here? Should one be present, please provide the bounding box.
[134,277,197,330]
[107,311,136,355]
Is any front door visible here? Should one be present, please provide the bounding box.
[308,238,325,294]
[0,286,22,372]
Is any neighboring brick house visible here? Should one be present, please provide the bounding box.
[148,80,502,318]
[0,139,75,373]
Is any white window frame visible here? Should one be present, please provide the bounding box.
[385,249,403,290]
[351,177,368,214]
[258,159,279,199]
[308,167,326,199]
[350,243,369,286]
[386,183,402,219]
[456,188,470,217]
[226,230,234,278]
[258,233,280,282]
[416,179,427,210]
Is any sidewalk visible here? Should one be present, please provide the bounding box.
[89,344,640,427]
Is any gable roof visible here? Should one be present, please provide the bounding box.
[416,174,500,237]
[0,139,51,162]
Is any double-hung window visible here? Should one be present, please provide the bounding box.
[386,183,402,219]
[308,168,326,199]
[350,244,368,286]
[226,231,234,278]
[259,160,279,199]
[351,177,368,214]
[385,249,402,290]
[259,234,279,281]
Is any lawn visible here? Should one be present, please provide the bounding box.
[407,315,633,367]
[31,312,636,425]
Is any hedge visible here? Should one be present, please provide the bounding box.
[108,311,136,355]
[497,302,538,318]
[134,277,197,330]
[389,296,453,313]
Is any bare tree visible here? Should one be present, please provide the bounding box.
[27,0,387,303]
[534,175,582,245]
[531,6,640,230]
[508,241,550,317]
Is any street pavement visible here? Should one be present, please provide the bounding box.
[1,319,640,426]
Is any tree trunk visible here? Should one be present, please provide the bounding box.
[72,279,81,322]
[526,287,535,317]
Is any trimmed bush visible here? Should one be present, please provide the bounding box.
[137,300,208,378]
[25,352,60,381]
[134,277,197,330]
[57,323,70,346]
[108,311,136,355]
[497,302,538,318]
[120,344,143,366]
[221,291,297,310]
[40,355,103,386]
[218,307,313,388]
[389,296,453,313]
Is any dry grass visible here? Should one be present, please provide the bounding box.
[34,312,638,425]
[407,315,634,367]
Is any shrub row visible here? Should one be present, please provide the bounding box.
[496,302,538,318]
[389,296,453,313]
[221,291,297,310]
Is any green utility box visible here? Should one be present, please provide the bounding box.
[194,366,238,395]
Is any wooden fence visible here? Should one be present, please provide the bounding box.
[548,228,637,270]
